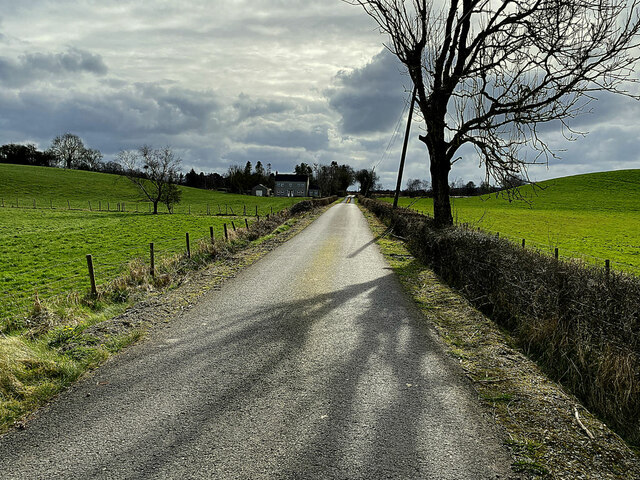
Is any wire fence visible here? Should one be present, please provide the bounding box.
[395,199,640,276]
[0,194,320,325]
[0,196,281,217]
[0,222,245,324]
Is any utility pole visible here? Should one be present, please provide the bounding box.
[393,86,416,209]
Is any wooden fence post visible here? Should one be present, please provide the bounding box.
[150,243,155,277]
[86,254,97,296]
[270,206,273,215]
[67,199,70,210]
[522,239,525,248]
[231,221,236,231]
[245,218,249,229]
[224,223,228,241]
[229,206,234,215]
[555,247,559,260]
[186,233,191,258]
[210,226,215,243]
[243,204,246,215]
[255,205,258,216]
[605,259,610,278]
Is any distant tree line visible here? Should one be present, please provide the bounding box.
[0,135,363,197]
[0,133,123,174]
[2,133,522,199]
[400,174,525,198]
[294,161,361,197]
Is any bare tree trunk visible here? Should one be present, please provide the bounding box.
[153,201,158,214]
[427,141,453,227]
[423,101,453,228]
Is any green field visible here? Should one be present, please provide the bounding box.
[384,169,640,274]
[0,164,302,321]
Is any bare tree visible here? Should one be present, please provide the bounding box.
[347,0,640,226]
[355,168,380,196]
[406,177,429,196]
[48,133,87,169]
[118,145,182,214]
[80,148,103,171]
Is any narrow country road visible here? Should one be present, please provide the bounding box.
[0,200,515,479]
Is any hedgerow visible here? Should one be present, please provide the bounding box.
[359,195,640,445]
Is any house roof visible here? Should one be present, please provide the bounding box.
[274,174,309,182]
[252,184,268,189]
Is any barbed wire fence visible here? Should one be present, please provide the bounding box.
[0,195,282,217]
[396,198,639,275]
[0,221,256,325]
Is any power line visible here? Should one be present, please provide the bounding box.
[373,88,413,171]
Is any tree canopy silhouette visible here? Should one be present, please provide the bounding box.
[348,0,640,226]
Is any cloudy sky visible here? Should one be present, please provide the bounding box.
[1,0,639,188]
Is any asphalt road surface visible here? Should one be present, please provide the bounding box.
[0,200,515,479]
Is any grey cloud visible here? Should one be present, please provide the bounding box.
[239,122,330,151]
[233,94,297,121]
[326,49,409,135]
[0,82,223,154]
[0,47,107,87]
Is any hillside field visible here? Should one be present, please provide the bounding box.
[383,169,640,274]
[0,164,303,322]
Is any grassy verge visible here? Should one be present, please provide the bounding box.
[0,200,335,434]
[360,205,640,479]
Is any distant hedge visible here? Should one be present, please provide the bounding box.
[359,195,640,445]
[289,196,339,215]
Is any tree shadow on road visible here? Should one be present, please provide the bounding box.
[0,270,507,479]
